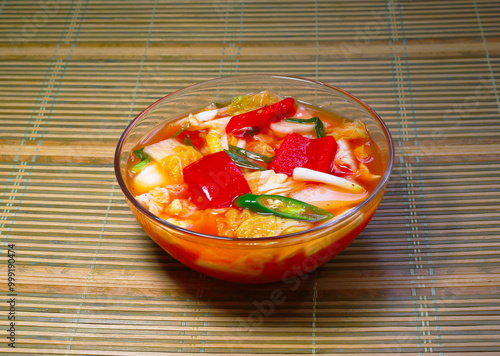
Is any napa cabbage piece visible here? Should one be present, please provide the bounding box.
[214,208,312,238]
[175,105,228,130]
[334,139,357,173]
[165,199,197,218]
[244,170,297,195]
[135,186,171,215]
[159,145,203,184]
[357,162,382,183]
[215,208,254,238]
[327,119,370,143]
[236,214,312,238]
[227,89,283,115]
[205,128,228,153]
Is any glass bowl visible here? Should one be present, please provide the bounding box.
[114,75,394,284]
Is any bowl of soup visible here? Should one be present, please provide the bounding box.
[115,75,394,283]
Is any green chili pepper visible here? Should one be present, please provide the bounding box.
[228,145,274,163]
[224,150,266,171]
[286,117,325,138]
[234,193,334,222]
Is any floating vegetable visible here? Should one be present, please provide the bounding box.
[183,151,251,209]
[224,150,266,171]
[171,127,186,138]
[293,167,365,193]
[286,117,325,138]
[133,148,147,160]
[143,139,182,162]
[269,119,315,138]
[269,133,337,175]
[175,130,205,150]
[132,163,167,195]
[227,89,283,115]
[234,193,334,222]
[225,97,296,135]
[228,145,274,163]
[131,148,151,173]
[131,157,151,173]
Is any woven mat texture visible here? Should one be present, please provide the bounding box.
[1,0,500,354]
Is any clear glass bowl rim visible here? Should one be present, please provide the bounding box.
[114,74,395,242]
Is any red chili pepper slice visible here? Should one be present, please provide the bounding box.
[183,151,251,209]
[175,130,205,150]
[269,133,337,175]
[225,97,296,135]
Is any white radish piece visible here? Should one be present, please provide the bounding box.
[194,108,219,122]
[290,184,366,210]
[143,138,182,162]
[270,120,315,138]
[195,116,231,130]
[133,163,168,195]
[293,167,365,193]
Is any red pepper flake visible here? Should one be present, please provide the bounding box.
[183,151,251,209]
[225,97,296,135]
[269,133,337,175]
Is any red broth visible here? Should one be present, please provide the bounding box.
[126,91,384,238]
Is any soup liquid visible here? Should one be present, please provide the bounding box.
[126,100,384,238]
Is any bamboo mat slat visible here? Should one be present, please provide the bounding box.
[1,0,500,354]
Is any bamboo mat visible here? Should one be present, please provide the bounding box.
[1,0,500,354]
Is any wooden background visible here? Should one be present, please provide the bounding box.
[1,0,500,354]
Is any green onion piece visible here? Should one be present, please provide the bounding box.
[234,193,333,222]
[228,145,274,163]
[214,102,225,108]
[224,150,266,171]
[286,117,325,138]
[131,157,151,173]
[184,135,194,147]
[171,127,186,138]
[131,148,151,173]
[133,148,148,161]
